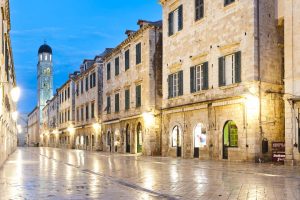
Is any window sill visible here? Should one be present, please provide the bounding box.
[169,31,180,38]
[192,90,208,96]
[223,1,237,10]
[219,83,240,90]
[194,17,206,26]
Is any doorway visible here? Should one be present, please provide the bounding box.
[172,125,182,157]
[126,124,130,153]
[137,123,142,153]
[223,121,238,159]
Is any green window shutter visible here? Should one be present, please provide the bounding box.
[235,51,241,83]
[90,74,92,88]
[115,57,119,76]
[107,96,111,114]
[178,5,183,31]
[168,12,174,36]
[219,57,225,87]
[125,89,130,110]
[85,77,89,91]
[202,62,209,90]
[136,43,141,65]
[107,63,111,80]
[136,85,141,107]
[190,66,196,93]
[195,0,204,20]
[115,93,119,112]
[125,50,130,70]
[178,70,184,96]
[168,74,173,98]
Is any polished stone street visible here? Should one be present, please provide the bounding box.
[0,148,300,200]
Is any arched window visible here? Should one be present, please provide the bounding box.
[172,125,182,147]
[223,121,238,147]
[194,123,206,148]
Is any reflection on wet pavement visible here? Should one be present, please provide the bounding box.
[0,147,300,200]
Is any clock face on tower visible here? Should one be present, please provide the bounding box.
[44,67,51,75]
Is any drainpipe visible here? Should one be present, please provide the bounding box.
[256,0,263,159]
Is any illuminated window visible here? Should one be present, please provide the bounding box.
[172,125,182,147]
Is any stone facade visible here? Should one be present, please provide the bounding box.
[73,56,105,151]
[160,0,284,161]
[27,107,39,146]
[278,0,300,165]
[0,0,18,166]
[102,20,162,156]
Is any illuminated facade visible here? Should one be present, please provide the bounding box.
[102,20,162,155]
[160,0,284,161]
[0,0,18,166]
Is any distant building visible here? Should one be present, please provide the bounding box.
[28,43,54,146]
[102,20,163,155]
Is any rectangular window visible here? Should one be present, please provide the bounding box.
[86,105,89,120]
[107,96,111,114]
[107,63,111,80]
[115,93,120,113]
[190,62,209,93]
[81,107,84,121]
[91,102,95,118]
[76,83,79,96]
[68,110,70,121]
[195,0,204,21]
[224,0,235,6]
[93,73,96,87]
[125,89,130,110]
[115,57,119,76]
[67,87,70,99]
[65,90,67,101]
[168,71,183,98]
[168,5,183,36]
[90,73,93,88]
[218,51,241,87]
[125,49,130,70]
[136,85,141,107]
[81,79,84,94]
[136,43,141,65]
[85,76,89,91]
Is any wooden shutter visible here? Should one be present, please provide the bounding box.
[190,66,196,93]
[168,12,174,36]
[178,5,183,31]
[115,57,119,76]
[115,94,119,112]
[235,51,241,83]
[219,57,225,87]
[136,43,141,64]
[125,50,130,70]
[178,70,184,96]
[125,89,130,110]
[136,85,141,107]
[168,74,173,99]
[107,63,111,80]
[202,62,209,90]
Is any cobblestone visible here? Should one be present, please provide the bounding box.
[0,147,300,200]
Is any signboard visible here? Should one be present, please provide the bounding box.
[272,142,285,163]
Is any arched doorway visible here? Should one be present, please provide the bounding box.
[193,123,207,158]
[126,124,130,153]
[172,125,182,157]
[223,121,238,159]
[107,131,111,152]
[137,123,142,153]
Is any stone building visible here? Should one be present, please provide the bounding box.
[277,0,300,165]
[56,77,75,149]
[0,0,18,166]
[160,0,284,161]
[40,94,58,147]
[73,52,108,151]
[102,20,162,155]
[27,107,39,146]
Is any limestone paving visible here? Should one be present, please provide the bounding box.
[0,147,300,200]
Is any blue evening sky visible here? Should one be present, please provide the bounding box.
[10,0,162,115]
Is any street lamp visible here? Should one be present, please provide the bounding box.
[143,112,155,128]
[12,111,18,121]
[17,125,22,134]
[11,87,21,102]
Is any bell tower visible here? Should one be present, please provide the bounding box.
[37,42,53,121]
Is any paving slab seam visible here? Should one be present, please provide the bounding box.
[38,152,179,200]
